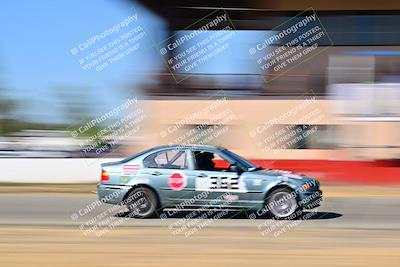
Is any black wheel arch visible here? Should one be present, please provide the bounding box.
[123,184,161,209]
[264,183,298,202]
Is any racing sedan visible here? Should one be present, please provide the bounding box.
[97,145,322,219]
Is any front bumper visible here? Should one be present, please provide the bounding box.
[298,190,323,209]
[96,183,131,205]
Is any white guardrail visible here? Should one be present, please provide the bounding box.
[0,158,123,183]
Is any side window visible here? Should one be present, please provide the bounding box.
[143,149,187,169]
[154,152,168,166]
[168,150,186,168]
[212,153,231,170]
[193,150,232,171]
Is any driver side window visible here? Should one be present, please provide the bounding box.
[193,150,233,172]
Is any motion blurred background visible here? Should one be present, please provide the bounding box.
[1,2,400,267]
[1,0,400,185]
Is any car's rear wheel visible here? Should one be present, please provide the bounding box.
[265,188,300,219]
[125,187,158,218]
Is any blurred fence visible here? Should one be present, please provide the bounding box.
[0,158,122,183]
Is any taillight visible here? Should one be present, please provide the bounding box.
[101,169,109,182]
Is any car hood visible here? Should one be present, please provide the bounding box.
[250,169,315,183]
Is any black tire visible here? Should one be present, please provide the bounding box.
[265,188,301,220]
[125,187,158,218]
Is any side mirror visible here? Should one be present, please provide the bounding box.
[229,164,239,173]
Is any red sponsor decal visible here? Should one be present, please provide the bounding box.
[168,173,186,190]
[123,165,140,175]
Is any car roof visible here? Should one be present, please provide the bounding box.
[152,144,226,151]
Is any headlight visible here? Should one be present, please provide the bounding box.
[301,183,311,190]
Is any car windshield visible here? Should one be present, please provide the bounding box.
[221,149,258,171]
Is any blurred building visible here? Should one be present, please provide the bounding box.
[132,0,400,160]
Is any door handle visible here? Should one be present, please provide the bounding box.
[151,171,162,176]
[197,173,207,178]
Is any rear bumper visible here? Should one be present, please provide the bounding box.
[96,183,131,205]
[298,190,323,209]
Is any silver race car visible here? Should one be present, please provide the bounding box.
[97,145,322,219]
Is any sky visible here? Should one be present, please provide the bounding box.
[0,0,166,123]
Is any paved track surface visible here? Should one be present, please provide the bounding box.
[0,193,399,267]
[0,194,399,229]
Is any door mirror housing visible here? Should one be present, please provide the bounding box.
[229,163,239,173]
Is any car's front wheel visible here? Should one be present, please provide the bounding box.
[125,187,158,218]
[265,188,301,219]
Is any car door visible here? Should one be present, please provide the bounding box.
[185,149,250,207]
[141,148,194,206]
